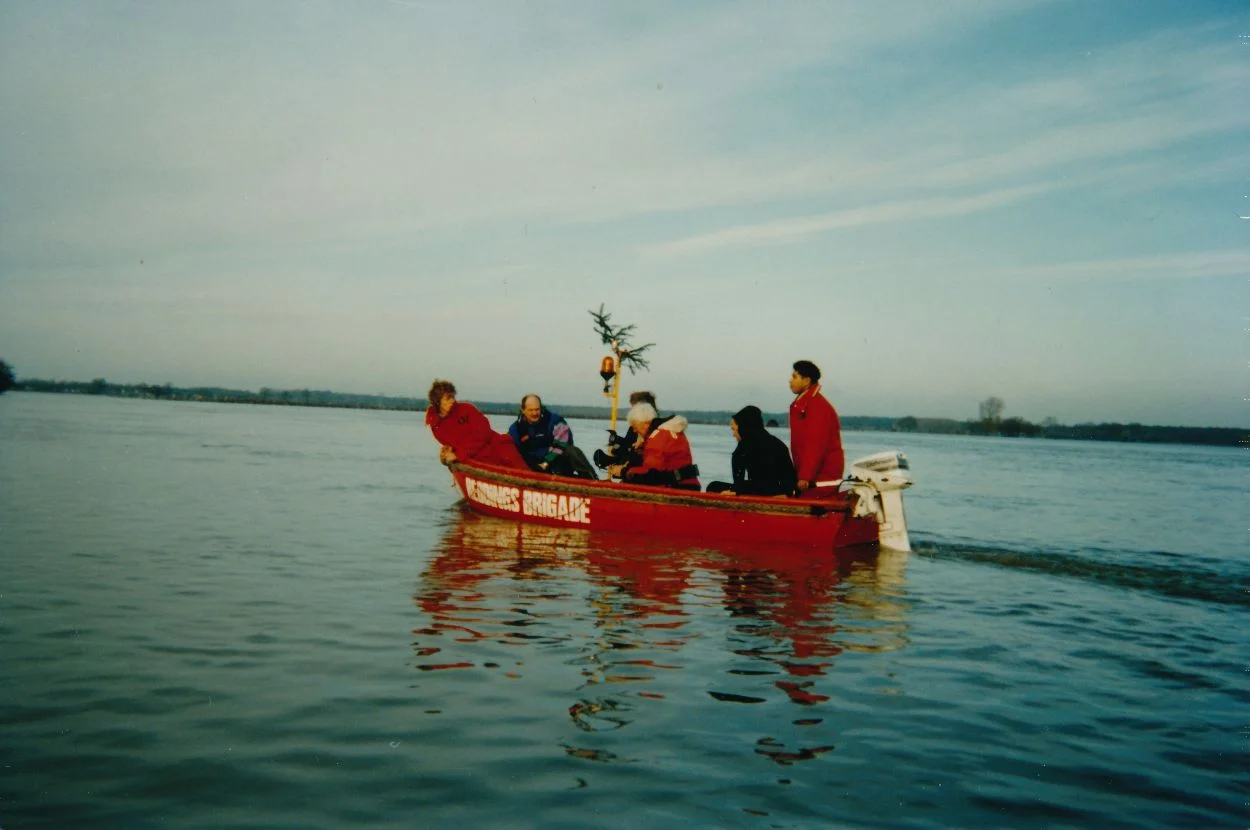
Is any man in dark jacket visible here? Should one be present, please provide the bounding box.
[508,394,597,479]
[706,405,797,496]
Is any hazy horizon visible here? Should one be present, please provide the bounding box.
[6,376,1244,432]
[2,2,1246,428]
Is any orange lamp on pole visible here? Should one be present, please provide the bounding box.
[599,353,621,433]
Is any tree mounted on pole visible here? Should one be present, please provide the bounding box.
[589,304,654,433]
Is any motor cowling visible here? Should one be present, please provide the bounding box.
[846,450,913,493]
[843,451,913,552]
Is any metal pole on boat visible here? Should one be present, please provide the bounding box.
[600,350,622,433]
[611,349,622,432]
[589,304,652,436]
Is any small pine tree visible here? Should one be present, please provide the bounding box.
[588,304,654,374]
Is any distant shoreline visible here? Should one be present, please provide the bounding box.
[7,381,1245,448]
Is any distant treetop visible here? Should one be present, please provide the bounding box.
[0,360,15,394]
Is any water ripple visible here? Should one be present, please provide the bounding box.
[3,396,1245,828]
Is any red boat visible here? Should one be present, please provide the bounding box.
[445,450,914,551]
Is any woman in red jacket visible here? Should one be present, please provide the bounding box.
[606,401,700,490]
[425,379,527,470]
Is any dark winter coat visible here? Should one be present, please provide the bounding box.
[730,405,798,496]
[508,408,574,468]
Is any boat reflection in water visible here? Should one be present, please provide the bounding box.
[412,507,910,769]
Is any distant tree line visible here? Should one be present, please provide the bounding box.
[886,396,1244,447]
[3,368,1244,448]
[11,376,427,410]
[888,412,1240,446]
[0,360,15,394]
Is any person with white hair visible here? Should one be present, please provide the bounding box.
[593,390,657,471]
[606,401,700,490]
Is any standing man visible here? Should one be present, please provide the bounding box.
[788,360,844,493]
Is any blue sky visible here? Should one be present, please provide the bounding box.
[1,0,1247,427]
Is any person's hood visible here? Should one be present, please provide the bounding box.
[732,405,766,438]
[655,414,688,435]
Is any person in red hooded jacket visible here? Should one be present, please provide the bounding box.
[606,401,700,490]
[425,379,527,470]
[788,360,844,493]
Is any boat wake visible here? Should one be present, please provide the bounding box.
[913,540,1248,607]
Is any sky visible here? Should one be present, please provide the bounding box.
[1,0,1247,428]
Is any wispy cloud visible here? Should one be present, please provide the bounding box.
[643,182,1059,258]
[981,248,1250,283]
[1,1,1247,425]
[0,1,1065,259]
[3,4,1241,265]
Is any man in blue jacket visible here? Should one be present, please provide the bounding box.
[508,394,597,479]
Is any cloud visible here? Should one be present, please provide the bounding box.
[618,19,1249,260]
[979,248,1250,283]
[0,1,1060,262]
[4,5,1241,271]
[642,182,1060,258]
[2,2,1247,426]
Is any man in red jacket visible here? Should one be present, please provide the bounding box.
[788,360,844,493]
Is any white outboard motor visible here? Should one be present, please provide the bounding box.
[843,451,914,552]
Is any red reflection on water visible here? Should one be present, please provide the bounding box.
[412,509,909,749]
[774,680,830,706]
[562,744,622,763]
[723,561,854,672]
[582,544,692,623]
[754,736,836,765]
[612,659,680,669]
[568,699,631,731]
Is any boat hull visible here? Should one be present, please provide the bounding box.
[447,461,879,549]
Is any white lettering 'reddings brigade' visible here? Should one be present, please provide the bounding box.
[463,476,591,525]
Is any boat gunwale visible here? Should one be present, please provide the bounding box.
[448,460,857,517]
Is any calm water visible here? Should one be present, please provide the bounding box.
[1,393,1246,829]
